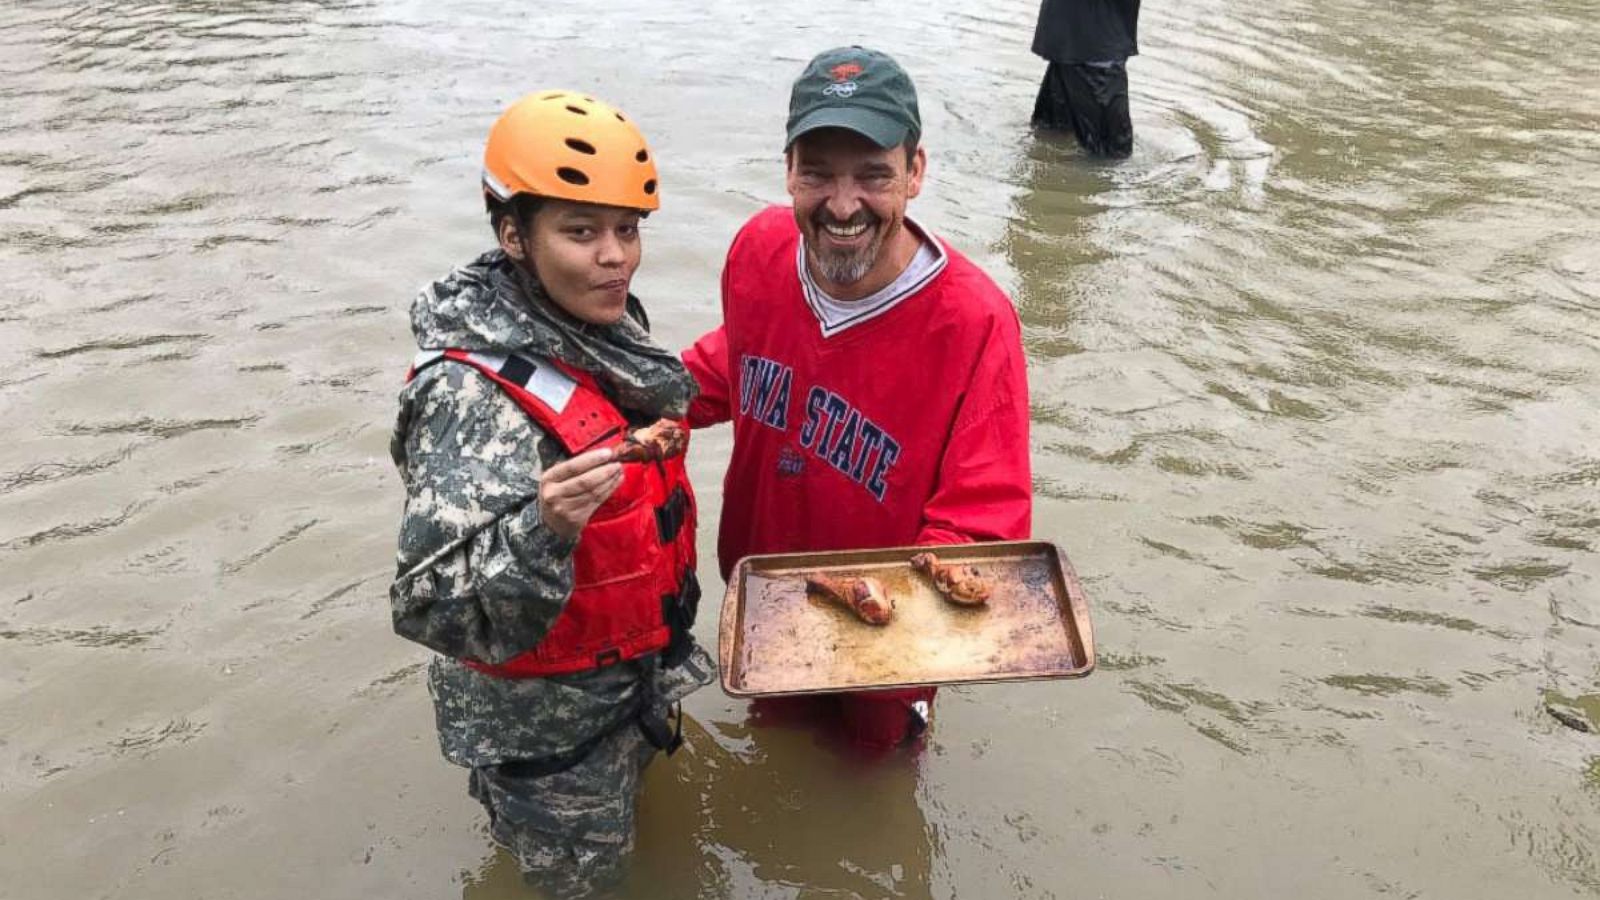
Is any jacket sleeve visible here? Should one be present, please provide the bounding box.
[389,363,578,663]
[915,310,1034,546]
[682,325,734,428]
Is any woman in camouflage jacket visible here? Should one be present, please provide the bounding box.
[389,92,713,899]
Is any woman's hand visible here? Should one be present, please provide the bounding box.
[538,448,622,542]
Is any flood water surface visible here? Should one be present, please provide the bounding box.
[2,0,1598,897]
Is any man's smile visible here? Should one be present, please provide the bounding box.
[814,211,878,248]
[821,220,869,239]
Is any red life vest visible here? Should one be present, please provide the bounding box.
[408,348,698,678]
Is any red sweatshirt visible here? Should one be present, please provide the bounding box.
[684,206,1032,579]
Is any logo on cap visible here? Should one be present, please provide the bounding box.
[822,61,863,98]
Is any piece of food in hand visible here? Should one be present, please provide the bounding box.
[804,573,894,625]
[909,552,992,605]
[615,419,687,464]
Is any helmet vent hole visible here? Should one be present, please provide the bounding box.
[557,167,591,186]
[540,91,563,100]
[566,138,597,155]
[643,179,657,195]
[635,149,649,163]
[615,112,627,122]
[565,105,588,116]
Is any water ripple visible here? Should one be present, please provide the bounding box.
[220,519,320,575]
[58,415,258,438]
[0,443,140,494]
[0,499,152,553]
[36,333,209,359]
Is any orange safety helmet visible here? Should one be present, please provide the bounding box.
[482,91,659,212]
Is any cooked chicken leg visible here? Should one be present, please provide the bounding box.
[909,552,991,605]
[615,419,687,464]
[804,573,894,625]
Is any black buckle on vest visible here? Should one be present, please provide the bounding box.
[659,571,700,669]
[655,485,690,544]
[594,648,623,668]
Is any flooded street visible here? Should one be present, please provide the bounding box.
[3,0,1599,896]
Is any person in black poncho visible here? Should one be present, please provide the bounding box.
[1030,0,1141,159]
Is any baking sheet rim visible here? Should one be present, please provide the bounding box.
[716,540,1096,697]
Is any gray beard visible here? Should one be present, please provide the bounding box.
[806,227,884,287]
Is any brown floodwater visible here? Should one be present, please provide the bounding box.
[3,0,1598,897]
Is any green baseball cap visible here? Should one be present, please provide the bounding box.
[785,46,921,150]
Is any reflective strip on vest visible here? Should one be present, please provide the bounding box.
[414,348,577,413]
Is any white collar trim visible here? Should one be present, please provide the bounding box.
[796,215,948,337]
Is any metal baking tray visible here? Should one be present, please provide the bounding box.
[717,540,1094,697]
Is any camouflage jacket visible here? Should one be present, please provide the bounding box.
[390,249,712,765]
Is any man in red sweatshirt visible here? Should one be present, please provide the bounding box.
[683,46,1033,751]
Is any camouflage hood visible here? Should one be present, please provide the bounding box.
[410,249,697,418]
